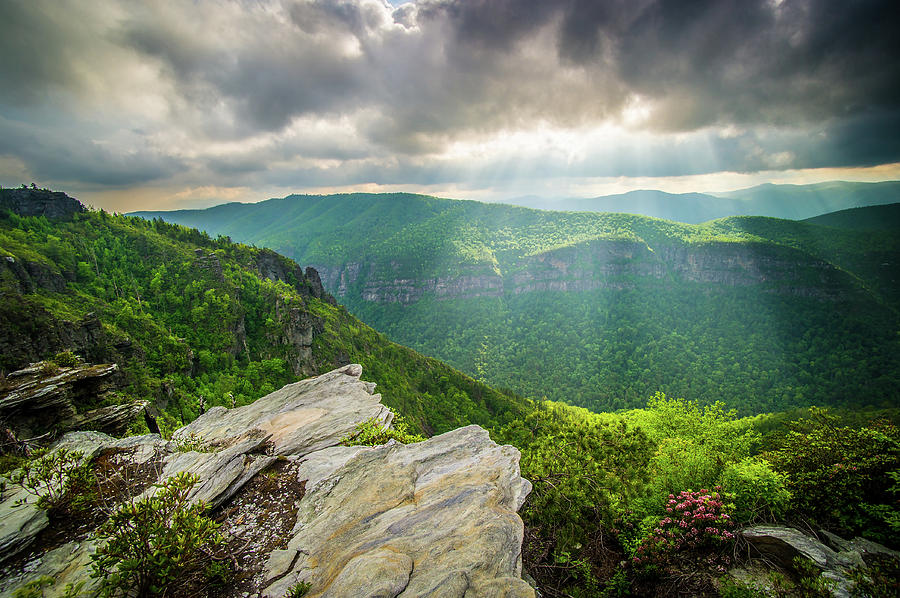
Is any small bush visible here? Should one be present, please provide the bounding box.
[849,554,900,597]
[12,576,53,598]
[12,577,84,598]
[8,448,95,511]
[51,350,80,368]
[284,581,311,598]
[173,432,211,453]
[765,411,900,541]
[718,576,768,598]
[719,457,792,524]
[793,556,833,597]
[341,411,425,446]
[91,472,226,597]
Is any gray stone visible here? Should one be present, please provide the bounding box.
[173,364,392,456]
[0,363,118,412]
[263,425,533,598]
[61,400,149,436]
[0,540,98,598]
[743,526,846,570]
[740,526,896,598]
[0,367,534,598]
[146,435,275,509]
[322,549,413,598]
[0,484,48,566]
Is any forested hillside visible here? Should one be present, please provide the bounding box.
[0,190,530,437]
[804,202,900,231]
[136,194,900,414]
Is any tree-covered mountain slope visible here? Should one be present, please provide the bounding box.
[804,202,900,231]
[135,194,900,415]
[0,189,531,437]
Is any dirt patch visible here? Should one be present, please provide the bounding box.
[212,457,306,598]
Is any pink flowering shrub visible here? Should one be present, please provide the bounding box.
[633,488,736,572]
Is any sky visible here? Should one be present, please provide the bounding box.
[1,0,899,212]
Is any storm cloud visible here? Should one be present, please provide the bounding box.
[0,0,898,206]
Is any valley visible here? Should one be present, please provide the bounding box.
[136,192,900,414]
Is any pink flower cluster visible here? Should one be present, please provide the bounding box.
[633,487,736,567]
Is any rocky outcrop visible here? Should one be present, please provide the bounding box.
[361,273,504,304]
[0,255,69,294]
[304,267,334,304]
[0,189,86,220]
[61,400,149,437]
[0,305,136,374]
[0,361,139,439]
[741,525,900,598]
[173,364,390,456]
[256,249,336,305]
[0,365,532,597]
[272,298,325,378]
[194,248,225,282]
[262,425,533,598]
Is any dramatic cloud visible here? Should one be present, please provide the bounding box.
[0,0,898,209]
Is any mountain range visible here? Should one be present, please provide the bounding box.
[133,188,900,414]
[505,180,900,223]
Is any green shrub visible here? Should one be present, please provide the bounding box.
[765,410,900,542]
[793,556,834,597]
[284,581,311,598]
[12,577,84,598]
[341,411,425,446]
[8,448,95,511]
[51,350,80,368]
[91,472,225,597]
[719,457,792,524]
[718,576,768,598]
[849,554,900,597]
[12,576,53,598]
[173,432,211,453]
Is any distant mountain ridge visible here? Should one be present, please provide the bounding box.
[133,194,900,415]
[506,180,900,223]
[804,202,900,230]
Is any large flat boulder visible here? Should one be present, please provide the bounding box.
[263,425,533,598]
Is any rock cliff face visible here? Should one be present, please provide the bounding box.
[256,249,336,305]
[0,361,145,440]
[315,238,853,306]
[0,189,86,220]
[0,365,533,598]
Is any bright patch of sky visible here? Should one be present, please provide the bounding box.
[1,0,898,211]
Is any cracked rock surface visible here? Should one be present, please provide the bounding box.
[0,365,533,598]
[263,425,534,598]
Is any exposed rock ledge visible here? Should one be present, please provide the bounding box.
[741,525,900,598]
[0,365,533,598]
